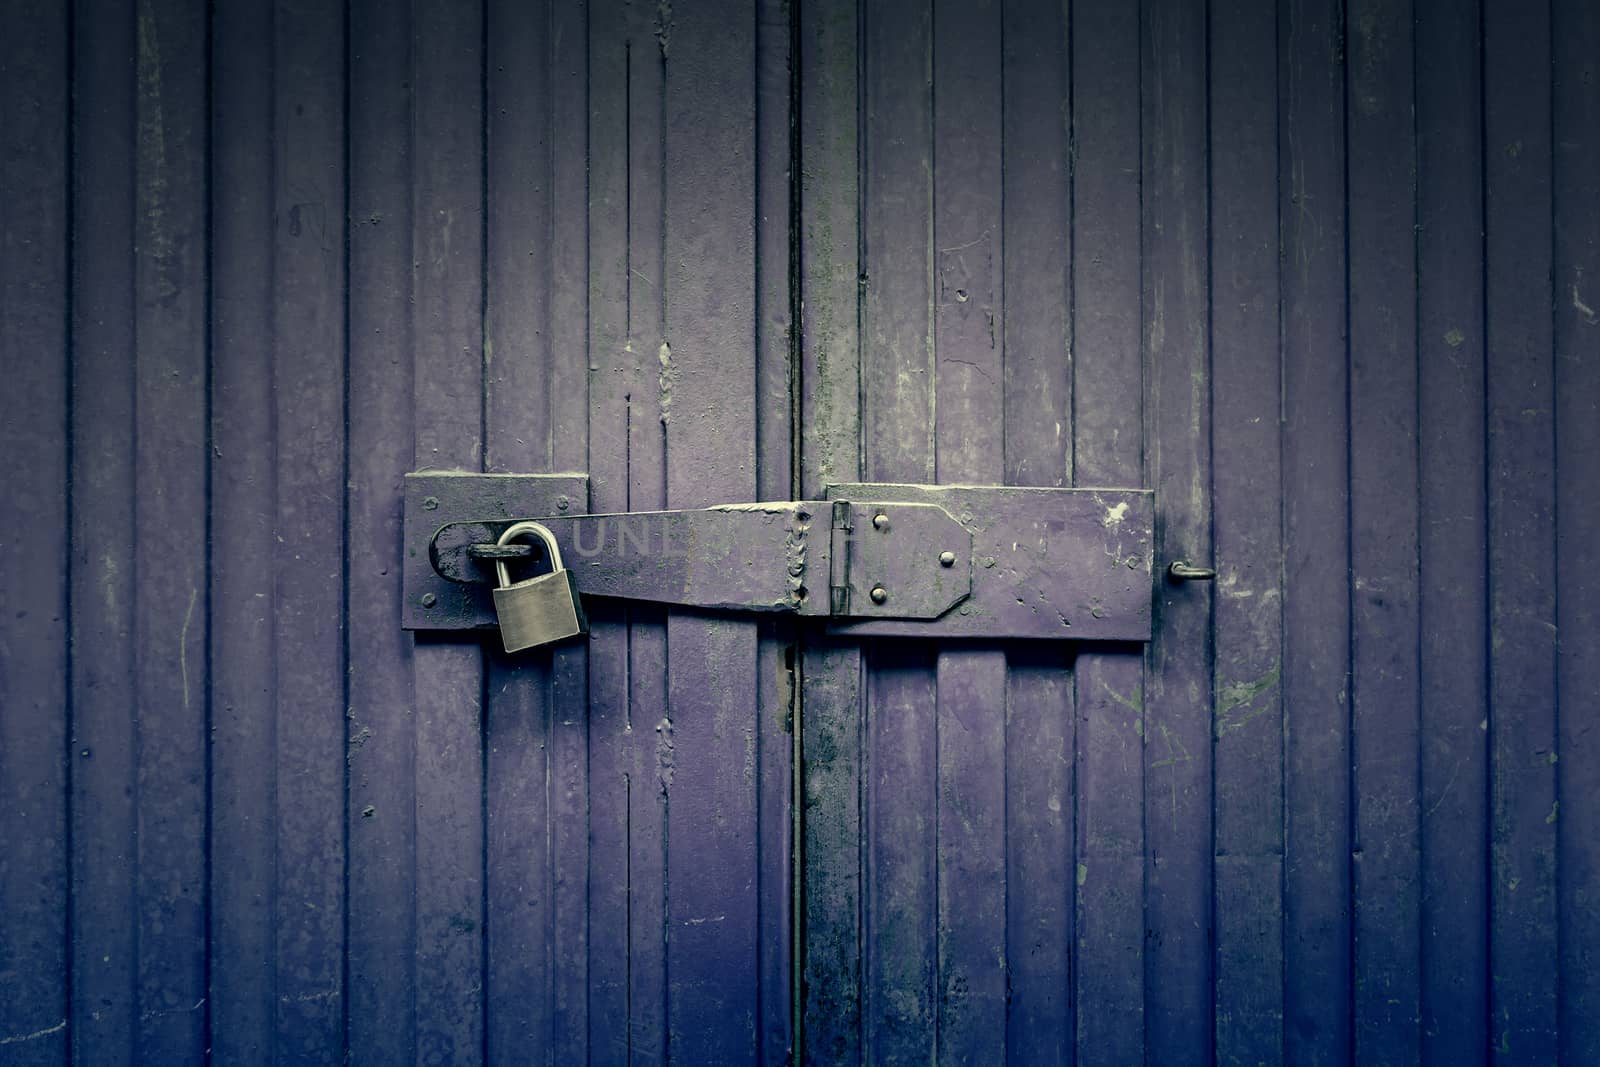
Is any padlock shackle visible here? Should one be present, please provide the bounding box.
[494,520,563,588]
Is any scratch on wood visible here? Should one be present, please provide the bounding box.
[180,585,198,710]
[0,1020,66,1046]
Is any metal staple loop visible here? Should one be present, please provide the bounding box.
[464,542,537,561]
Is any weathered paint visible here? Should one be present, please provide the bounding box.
[3,0,1599,1064]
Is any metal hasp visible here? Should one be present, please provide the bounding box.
[404,472,1155,641]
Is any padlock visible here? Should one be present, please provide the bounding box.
[491,521,589,652]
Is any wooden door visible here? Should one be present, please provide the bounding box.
[4,0,1600,1065]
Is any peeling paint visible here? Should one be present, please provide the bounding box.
[657,341,676,425]
[1215,660,1282,738]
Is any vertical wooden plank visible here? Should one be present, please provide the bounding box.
[626,6,670,1054]
[1483,0,1559,1059]
[1279,0,1351,1060]
[1554,0,1600,1059]
[1071,0,1147,1060]
[798,0,864,1060]
[482,0,557,1058]
[930,0,1007,1061]
[1140,0,1213,1058]
[346,0,418,1059]
[859,0,938,1061]
[208,0,274,1058]
[69,0,139,1058]
[412,0,487,1060]
[582,0,636,1058]
[131,0,210,1057]
[1346,2,1421,1062]
[861,0,934,489]
[661,0,762,1056]
[271,3,347,1057]
[755,0,796,1058]
[1000,0,1073,1058]
[586,0,674,1057]
[1208,1,1286,1063]
[863,650,938,1060]
[0,1,70,1060]
[547,0,594,1053]
[1414,0,1488,1060]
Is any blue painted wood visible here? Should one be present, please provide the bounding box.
[1415,1,1490,1060]
[1484,0,1560,1059]
[797,0,866,1057]
[1279,1,1353,1062]
[483,2,563,1058]
[411,1,488,1061]
[345,0,419,1060]
[1347,3,1422,1062]
[999,2,1074,1058]
[755,1,798,1059]
[930,3,1008,1062]
[68,1,140,1060]
[584,1,651,1060]
[271,5,348,1057]
[0,4,69,1063]
[1071,0,1148,1061]
[11,3,1600,1062]
[1140,0,1214,1058]
[661,0,764,1056]
[209,0,276,1058]
[857,2,940,1062]
[1554,1,1600,1060]
[130,0,211,1058]
[1209,2,1286,1063]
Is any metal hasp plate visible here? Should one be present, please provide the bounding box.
[404,473,1153,641]
[416,497,973,629]
[403,472,590,631]
[823,483,1154,641]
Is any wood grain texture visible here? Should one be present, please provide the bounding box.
[345,0,419,1060]
[1415,0,1489,1060]
[130,0,211,1057]
[1209,1,1286,1062]
[271,4,348,1057]
[930,0,1008,1061]
[999,0,1074,1058]
[15,1,1600,1060]
[661,0,764,1058]
[0,3,70,1062]
[1484,0,1560,1060]
[208,0,275,1058]
[798,0,865,1057]
[1347,2,1421,1062]
[1554,1,1600,1060]
[411,1,488,1061]
[68,2,141,1061]
[1140,0,1214,1058]
[1279,1,1352,1062]
[482,2,567,1058]
[1071,0,1148,1061]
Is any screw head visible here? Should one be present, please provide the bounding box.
[939,550,957,567]
[869,585,888,604]
[422,496,440,511]
[872,512,889,530]
[557,495,571,511]
[420,592,438,608]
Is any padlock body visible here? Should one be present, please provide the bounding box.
[493,568,588,652]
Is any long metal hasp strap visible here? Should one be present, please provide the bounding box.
[430,500,973,620]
